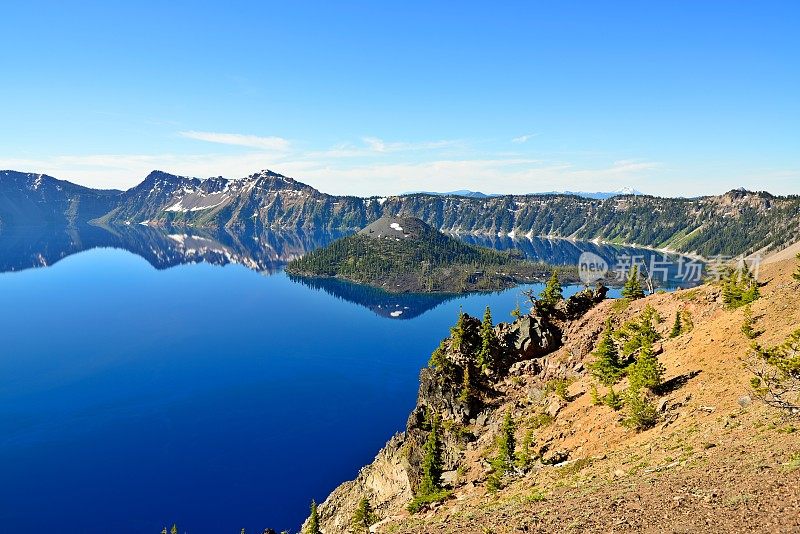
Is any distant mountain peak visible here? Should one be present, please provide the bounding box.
[613,186,642,195]
[244,169,309,190]
[538,188,644,199]
[402,189,492,198]
[143,170,186,180]
[402,188,645,199]
[725,187,767,196]
[358,216,433,240]
[249,169,285,179]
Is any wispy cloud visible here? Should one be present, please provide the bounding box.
[569,159,661,178]
[178,131,291,151]
[512,133,538,144]
[0,133,670,196]
[0,152,660,196]
[0,153,282,190]
[361,137,460,153]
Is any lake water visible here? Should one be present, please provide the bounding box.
[0,225,695,533]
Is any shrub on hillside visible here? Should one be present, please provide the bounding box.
[720,268,760,309]
[487,410,517,491]
[537,270,564,315]
[351,497,378,532]
[603,386,624,410]
[544,377,574,401]
[741,305,761,339]
[615,305,662,358]
[669,311,682,338]
[622,386,658,430]
[628,342,665,391]
[747,329,800,417]
[408,409,452,512]
[622,265,646,299]
[794,253,800,282]
[589,320,625,386]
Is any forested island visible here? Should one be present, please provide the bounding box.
[286,216,581,293]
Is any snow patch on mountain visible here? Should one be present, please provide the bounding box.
[165,192,230,212]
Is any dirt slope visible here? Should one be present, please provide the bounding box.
[325,256,800,534]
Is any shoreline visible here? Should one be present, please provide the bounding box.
[444,229,709,263]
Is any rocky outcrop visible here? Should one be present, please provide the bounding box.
[563,284,608,319]
[501,315,560,360]
[312,298,603,532]
[315,433,414,532]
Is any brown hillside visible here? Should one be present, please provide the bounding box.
[317,256,800,534]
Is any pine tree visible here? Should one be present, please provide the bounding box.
[680,310,694,333]
[497,410,516,468]
[488,410,516,491]
[351,496,378,532]
[170,525,177,534]
[450,311,469,353]
[418,411,443,496]
[428,339,449,371]
[477,306,499,371]
[603,386,623,410]
[721,268,760,308]
[538,270,564,313]
[741,305,759,339]
[589,321,624,386]
[459,362,472,402]
[306,500,321,534]
[794,253,800,281]
[628,341,665,391]
[748,329,800,415]
[622,386,658,430]
[618,305,662,357]
[669,311,682,338]
[590,384,602,405]
[622,265,645,299]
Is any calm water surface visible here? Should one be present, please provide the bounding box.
[0,226,684,533]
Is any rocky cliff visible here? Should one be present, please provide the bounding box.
[311,286,606,532]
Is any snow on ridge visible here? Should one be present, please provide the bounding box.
[168,233,189,244]
[390,222,404,232]
[165,200,185,212]
[165,192,230,212]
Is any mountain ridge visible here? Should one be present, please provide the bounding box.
[1,168,798,258]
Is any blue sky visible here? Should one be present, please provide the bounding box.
[1,1,798,196]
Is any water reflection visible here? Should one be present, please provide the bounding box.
[0,224,701,320]
[289,275,461,320]
[0,223,348,274]
[461,234,697,289]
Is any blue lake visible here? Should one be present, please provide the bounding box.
[0,226,690,533]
